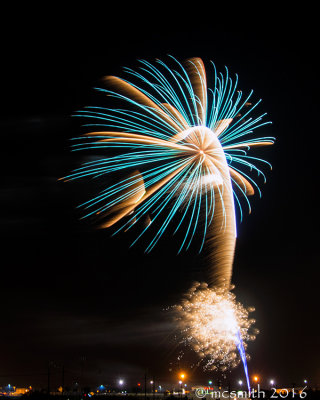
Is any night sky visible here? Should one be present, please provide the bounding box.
[1,13,319,390]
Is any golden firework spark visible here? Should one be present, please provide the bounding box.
[175,282,258,371]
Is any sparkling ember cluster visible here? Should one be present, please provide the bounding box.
[175,282,258,371]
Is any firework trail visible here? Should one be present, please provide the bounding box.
[61,57,273,382]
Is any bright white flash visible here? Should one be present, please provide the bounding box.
[175,282,258,371]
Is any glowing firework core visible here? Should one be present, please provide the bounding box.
[176,282,257,371]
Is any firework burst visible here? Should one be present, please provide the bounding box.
[174,282,258,372]
[61,57,273,268]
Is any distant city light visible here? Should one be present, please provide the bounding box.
[150,381,154,385]
[304,380,307,384]
[270,380,274,385]
[179,380,182,385]
[118,379,124,386]
[208,380,213,385]
[239,380,243,385]
[253,376,259,382]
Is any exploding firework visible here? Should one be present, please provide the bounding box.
[175,282,258,372]
[61,57,273,264]
[61,56,273,377]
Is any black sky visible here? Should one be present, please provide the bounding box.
[1,12,319,390]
